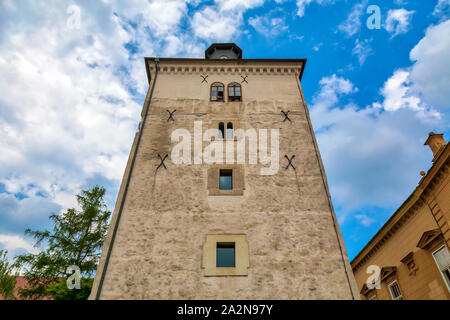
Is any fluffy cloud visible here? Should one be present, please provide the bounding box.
[354,214,375,227]
[310,74,440,224]
[249,11,288,37]
[191,0,265,41]
[338,2,366,37]
[384,8,415,38]
[0,234,38,255]
[372,69,440,121]
[409,20,450,111]
[217,0,265,11]
[191,7,244,41]
[296,0,334,17]
[433,0,450,21]
[313,19,450,229]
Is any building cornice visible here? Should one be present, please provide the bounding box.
[144,57,307,84]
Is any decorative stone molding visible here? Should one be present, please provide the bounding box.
[207,164,244,196]
[416,229,442,250]
[150,65,302,76]
[400,251,418,276]
[202,234,249,276]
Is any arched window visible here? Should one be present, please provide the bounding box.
[227,122,233,139]
[218,122,225,139]
[228,82,241,101]
[211,82,224,102]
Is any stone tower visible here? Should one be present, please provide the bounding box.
[90,43,359,299]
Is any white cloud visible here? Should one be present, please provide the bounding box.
[354,214,375,227]
[384,8,415,38]
[310,74,441,224]
[433,0,450,21]
[296,0,334,17]
[249,14,288,37]
[191,0,266,42]
[216,0,265,11]
[0,234,38,255]
[409,20,450,111]
[352,38,373,65]
[373,69,441,121]
[191,7,243,41]
[338,2,366,37]
[311,19,450,226]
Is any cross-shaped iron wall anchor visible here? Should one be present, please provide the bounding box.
[200,74,208,83]
[156,154,168,171]
[241,75,248,83]
[166,109,176,122]
[284,155,296,170]
[281,110,291,122]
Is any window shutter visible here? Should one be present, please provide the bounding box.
[434,246,450,271]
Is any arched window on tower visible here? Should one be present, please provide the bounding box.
[211,82,224,102]
[228,82,241,101]
[227,122,233,139]
[218,122,225,139]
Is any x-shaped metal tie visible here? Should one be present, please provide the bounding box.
[281,110,291,122]
[241,75,248,83]
[166,109,176,122]
[200,74,208,83]
[284,155,296,170]
[156,154,168,170]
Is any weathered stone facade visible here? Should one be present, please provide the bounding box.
[90,45,359,300]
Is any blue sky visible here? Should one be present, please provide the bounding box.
[0,0,449,263]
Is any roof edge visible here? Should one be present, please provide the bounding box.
[144,57,307,83]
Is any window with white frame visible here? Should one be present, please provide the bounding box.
[432,245,450,291]
[388,280,403,300]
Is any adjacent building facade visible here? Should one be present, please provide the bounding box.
[351,133,450,300]
[89,44,359,299]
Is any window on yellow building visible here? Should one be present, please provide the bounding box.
[388,280,403,300]
[432,245,450,291]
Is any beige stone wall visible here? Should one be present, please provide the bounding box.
[90,60,358,299]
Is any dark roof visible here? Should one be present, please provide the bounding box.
[205,43,243,59]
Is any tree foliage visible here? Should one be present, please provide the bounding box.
[47,277,94,300]
[15,186,111,299]
[0,250,18,300]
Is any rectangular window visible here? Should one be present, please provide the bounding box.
[433,245,450,291]
[216,242,235,267]
[219,169,232,190]
[217,87,224,101]
[388,280,403,300]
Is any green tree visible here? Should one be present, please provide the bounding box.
[0,250,18,300]
[15,186,111,300]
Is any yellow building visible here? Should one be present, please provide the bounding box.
[351,132,450,300]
